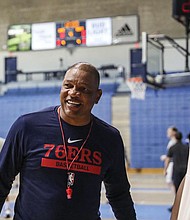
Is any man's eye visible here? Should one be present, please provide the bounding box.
[81,87,90,93]
[64,83,72,88]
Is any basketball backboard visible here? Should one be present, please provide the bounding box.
[141,32,190,89]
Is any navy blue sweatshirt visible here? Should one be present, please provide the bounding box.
[0,106,136,220]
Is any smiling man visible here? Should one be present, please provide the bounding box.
[59,62,102,126]
[0,62,136,220]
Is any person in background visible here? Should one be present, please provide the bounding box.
[170,132,190,220]
[164,127,178,186]
[0,137,5,148]
[185,133,190,145]
[0,137,11,218]
[160,126,178,211]
[0,62,136,220]
[164,131,189,214]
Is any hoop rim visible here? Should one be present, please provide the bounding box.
[127,77,143,82]
[127,76,146,100]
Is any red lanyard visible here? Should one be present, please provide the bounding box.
[58,106,93,199]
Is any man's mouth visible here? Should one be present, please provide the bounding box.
[66,100,81,107]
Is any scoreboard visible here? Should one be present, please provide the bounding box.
[56,20,86,47]
[7,15,139,51]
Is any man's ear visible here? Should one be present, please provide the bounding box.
[95,89,102,104]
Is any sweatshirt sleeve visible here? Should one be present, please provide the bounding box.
[0,116,25,211]
[103,132,136,220]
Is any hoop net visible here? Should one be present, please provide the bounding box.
[127,77,147,100]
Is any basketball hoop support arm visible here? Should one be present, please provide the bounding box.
[185,17,190,72]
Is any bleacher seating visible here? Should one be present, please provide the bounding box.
[0,83,118,138]
[130,86,190,168]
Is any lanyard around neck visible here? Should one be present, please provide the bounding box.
[57,106,93,171]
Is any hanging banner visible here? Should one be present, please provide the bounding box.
[32,22,56,50]
[86,17,112,46]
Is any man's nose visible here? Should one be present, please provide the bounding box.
[69,87,80,96]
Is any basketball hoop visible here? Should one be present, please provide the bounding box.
[127,77,147,100]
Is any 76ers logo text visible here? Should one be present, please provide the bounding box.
[41,144,102,175]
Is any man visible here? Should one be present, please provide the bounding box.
[0,62,136,220]
[164,131,189,196]
[0,137,11,218]
[161,126,178,186]
[0,138,5,150]
[170,133,190,220]
[170,177,186,220]
[160,126,178,212]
